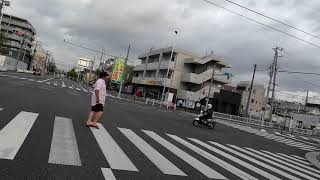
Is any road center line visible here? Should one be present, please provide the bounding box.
[0,111,39,160]
[48,117,82,166]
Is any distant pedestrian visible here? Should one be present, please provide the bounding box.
[86,71,108,129]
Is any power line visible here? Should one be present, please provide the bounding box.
[63,39,136,63]
[221,0,320,40]
[278,70,320,76]
[201,0,320,49]
[275,90,320,101]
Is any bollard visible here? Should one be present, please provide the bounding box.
[152,99,155,106]
[146,98,148,104]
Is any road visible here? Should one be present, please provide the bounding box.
[0,72,320,180]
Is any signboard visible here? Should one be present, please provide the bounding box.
[78,58,93,70]
[136,79,164,86]
[111,57,125,84]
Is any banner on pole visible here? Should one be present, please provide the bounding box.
[111,57,125,84]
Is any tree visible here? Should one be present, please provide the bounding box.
[95,68,101,76]
[67,68,78,78]
[0,31,8,54]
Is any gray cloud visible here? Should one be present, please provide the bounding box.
[8,0,320,99]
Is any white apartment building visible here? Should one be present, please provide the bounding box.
[236,81,266,115]
[132,47,231,105]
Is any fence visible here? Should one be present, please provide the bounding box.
[212,111,320,136]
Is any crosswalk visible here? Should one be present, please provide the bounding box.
[0,73,92,94]
[0,110,319,179]
[217,119,320,152]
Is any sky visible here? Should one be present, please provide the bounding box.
[6,0,320,103]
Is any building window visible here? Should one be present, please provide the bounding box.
[251,99,254,103]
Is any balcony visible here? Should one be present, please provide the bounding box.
[181,69,231,84]
[177,86,220,102]
[134,61,175,72]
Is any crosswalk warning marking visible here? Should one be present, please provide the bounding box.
[263,151,319,174]
[189,138,275,180]
[118,128,186,176]
[0,108,3,111]
[143,130,226,179]
[0,111,38,160]
[48,117,82,166]
[91,124,138,171]
[244,147,318,180]
[101,168,116,180]
[277,153,311,165]
[168,134,256,180]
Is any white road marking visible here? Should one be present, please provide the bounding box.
[61,81,66,87]
[243,147,317,180]
[19,78,26,80]
[215,143,299,180]
[48,117,82,166]
[169,135,256,180]
[91,124,138,171]
[118,128,186,176]
[0,108,3,111]
[101,168,116,180]
[276,152,313,166]
[39,87,53,91]
[76,88,80,91]
[38,78,54,83]
[27,79,35,81]
[190,138,275,180]
[46,82,50,85]
[67,92,78,96]
[69,86,73,89]
[301,136,309,140]
[292,155,307,160]
[311,138,320,142]
[0,111,38,159]
[54,83,58,86]
[83,90,88,92]
[143,130,226,179]
[0,74,8,76]
[250,149,320,179]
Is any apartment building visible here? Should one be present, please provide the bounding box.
[0,13,36,70]
[236,81,266,115]
[132,47,231,106]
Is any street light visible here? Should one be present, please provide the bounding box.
[160,30,178,108]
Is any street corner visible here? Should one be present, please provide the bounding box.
[306,151,320,170]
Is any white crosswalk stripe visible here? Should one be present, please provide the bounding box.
[244,147,318,180]
[189,138,277,180]
[168,134,257,180]
[1,109,320,179]
[0,111,38,159]
[91,124,138,171]
[143,130,226,179]
[119,128,186,176]
[48,117,82,166]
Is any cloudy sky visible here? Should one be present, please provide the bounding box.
[7,0,320,103]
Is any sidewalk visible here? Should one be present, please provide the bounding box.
[306,152,320,170]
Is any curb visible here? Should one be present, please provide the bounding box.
[305,151,320,170]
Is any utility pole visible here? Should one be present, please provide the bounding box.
[245,64,257,115]
[118,44,131,98]
[205,65,216,110]
[305,90,309,112]
[15,32,26,70]
[269,46,284,121]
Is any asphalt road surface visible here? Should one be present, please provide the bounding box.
[0,72,320,180]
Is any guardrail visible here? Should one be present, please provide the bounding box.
[212,111,320,136]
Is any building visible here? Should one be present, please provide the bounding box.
[213,89,242,115]
[236,81,266,115]
[132,47,231,107]
[0,13,36,70]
